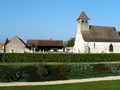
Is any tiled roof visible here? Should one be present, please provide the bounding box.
[27,40,64,47]
[82,25,120,42]
[77,11,90,21]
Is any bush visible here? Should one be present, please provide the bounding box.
[1,53,120,62]
[0,64,120,82]
[46,65,67,81]
[0,65,25,82]
[93,64,112,74]
[0,54,3,62]
[0,64,67,82]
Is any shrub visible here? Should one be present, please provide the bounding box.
[0,64,67,82]
[0,64,120,82]
[1,53,120,62]
[46,65,67,81]
[0,65,25,82]
[93,64,112,74]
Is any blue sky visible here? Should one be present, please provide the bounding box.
[0,0,120,43]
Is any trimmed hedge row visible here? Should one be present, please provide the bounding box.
[0,53,120,62]
[0,64,120,82]
[0,64,67,82]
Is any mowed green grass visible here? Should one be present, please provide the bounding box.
[0,80,120,90]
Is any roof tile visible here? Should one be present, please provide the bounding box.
[27,40,64,47]
[82,25,120,42]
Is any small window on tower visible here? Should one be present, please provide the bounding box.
[85,20,88,23]
[82,20,84,23]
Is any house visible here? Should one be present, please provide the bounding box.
[5,36,30,53]
[27,40,64,52]
[0,43,4,53]
[73,11,120,53]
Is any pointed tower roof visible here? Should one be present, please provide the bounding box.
[77,11,90,21]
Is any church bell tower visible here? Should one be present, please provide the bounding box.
[73,11,90,53]
[77,11,90,31]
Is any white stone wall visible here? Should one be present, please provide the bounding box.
[65,47,73,53]
[87,42,120,53]
[6,37,26,53]
[73,26,86,53]
[74,39,120,53]
[73,34,86,53]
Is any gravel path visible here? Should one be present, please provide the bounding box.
[0,76,120,87]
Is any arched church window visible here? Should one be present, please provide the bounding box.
[88,46,90,53]
[94,43,96,48]
[109,44,113,52]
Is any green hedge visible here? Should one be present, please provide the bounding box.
[0,64,120,82]
[0,64,67,82]
[1,53,120,62]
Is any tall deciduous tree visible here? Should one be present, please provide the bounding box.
[28,44,36,53]
[65,37,75,47]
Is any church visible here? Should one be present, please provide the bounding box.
[73,11,120,53]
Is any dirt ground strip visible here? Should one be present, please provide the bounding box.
[0,76,120,87]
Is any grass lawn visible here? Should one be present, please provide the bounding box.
[0,80,120,90]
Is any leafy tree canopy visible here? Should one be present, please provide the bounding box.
[65,37,75,47]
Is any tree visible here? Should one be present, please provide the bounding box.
[4,38,9,53]
[5,38,9,45]
[118,32,120,36]
[65,37,75,47]
[28,44,37,53]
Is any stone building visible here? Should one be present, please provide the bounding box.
[0,43,4,53]
[73,11,120,53]
[5,36,30,53]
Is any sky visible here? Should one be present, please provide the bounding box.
[0,0,120,43]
